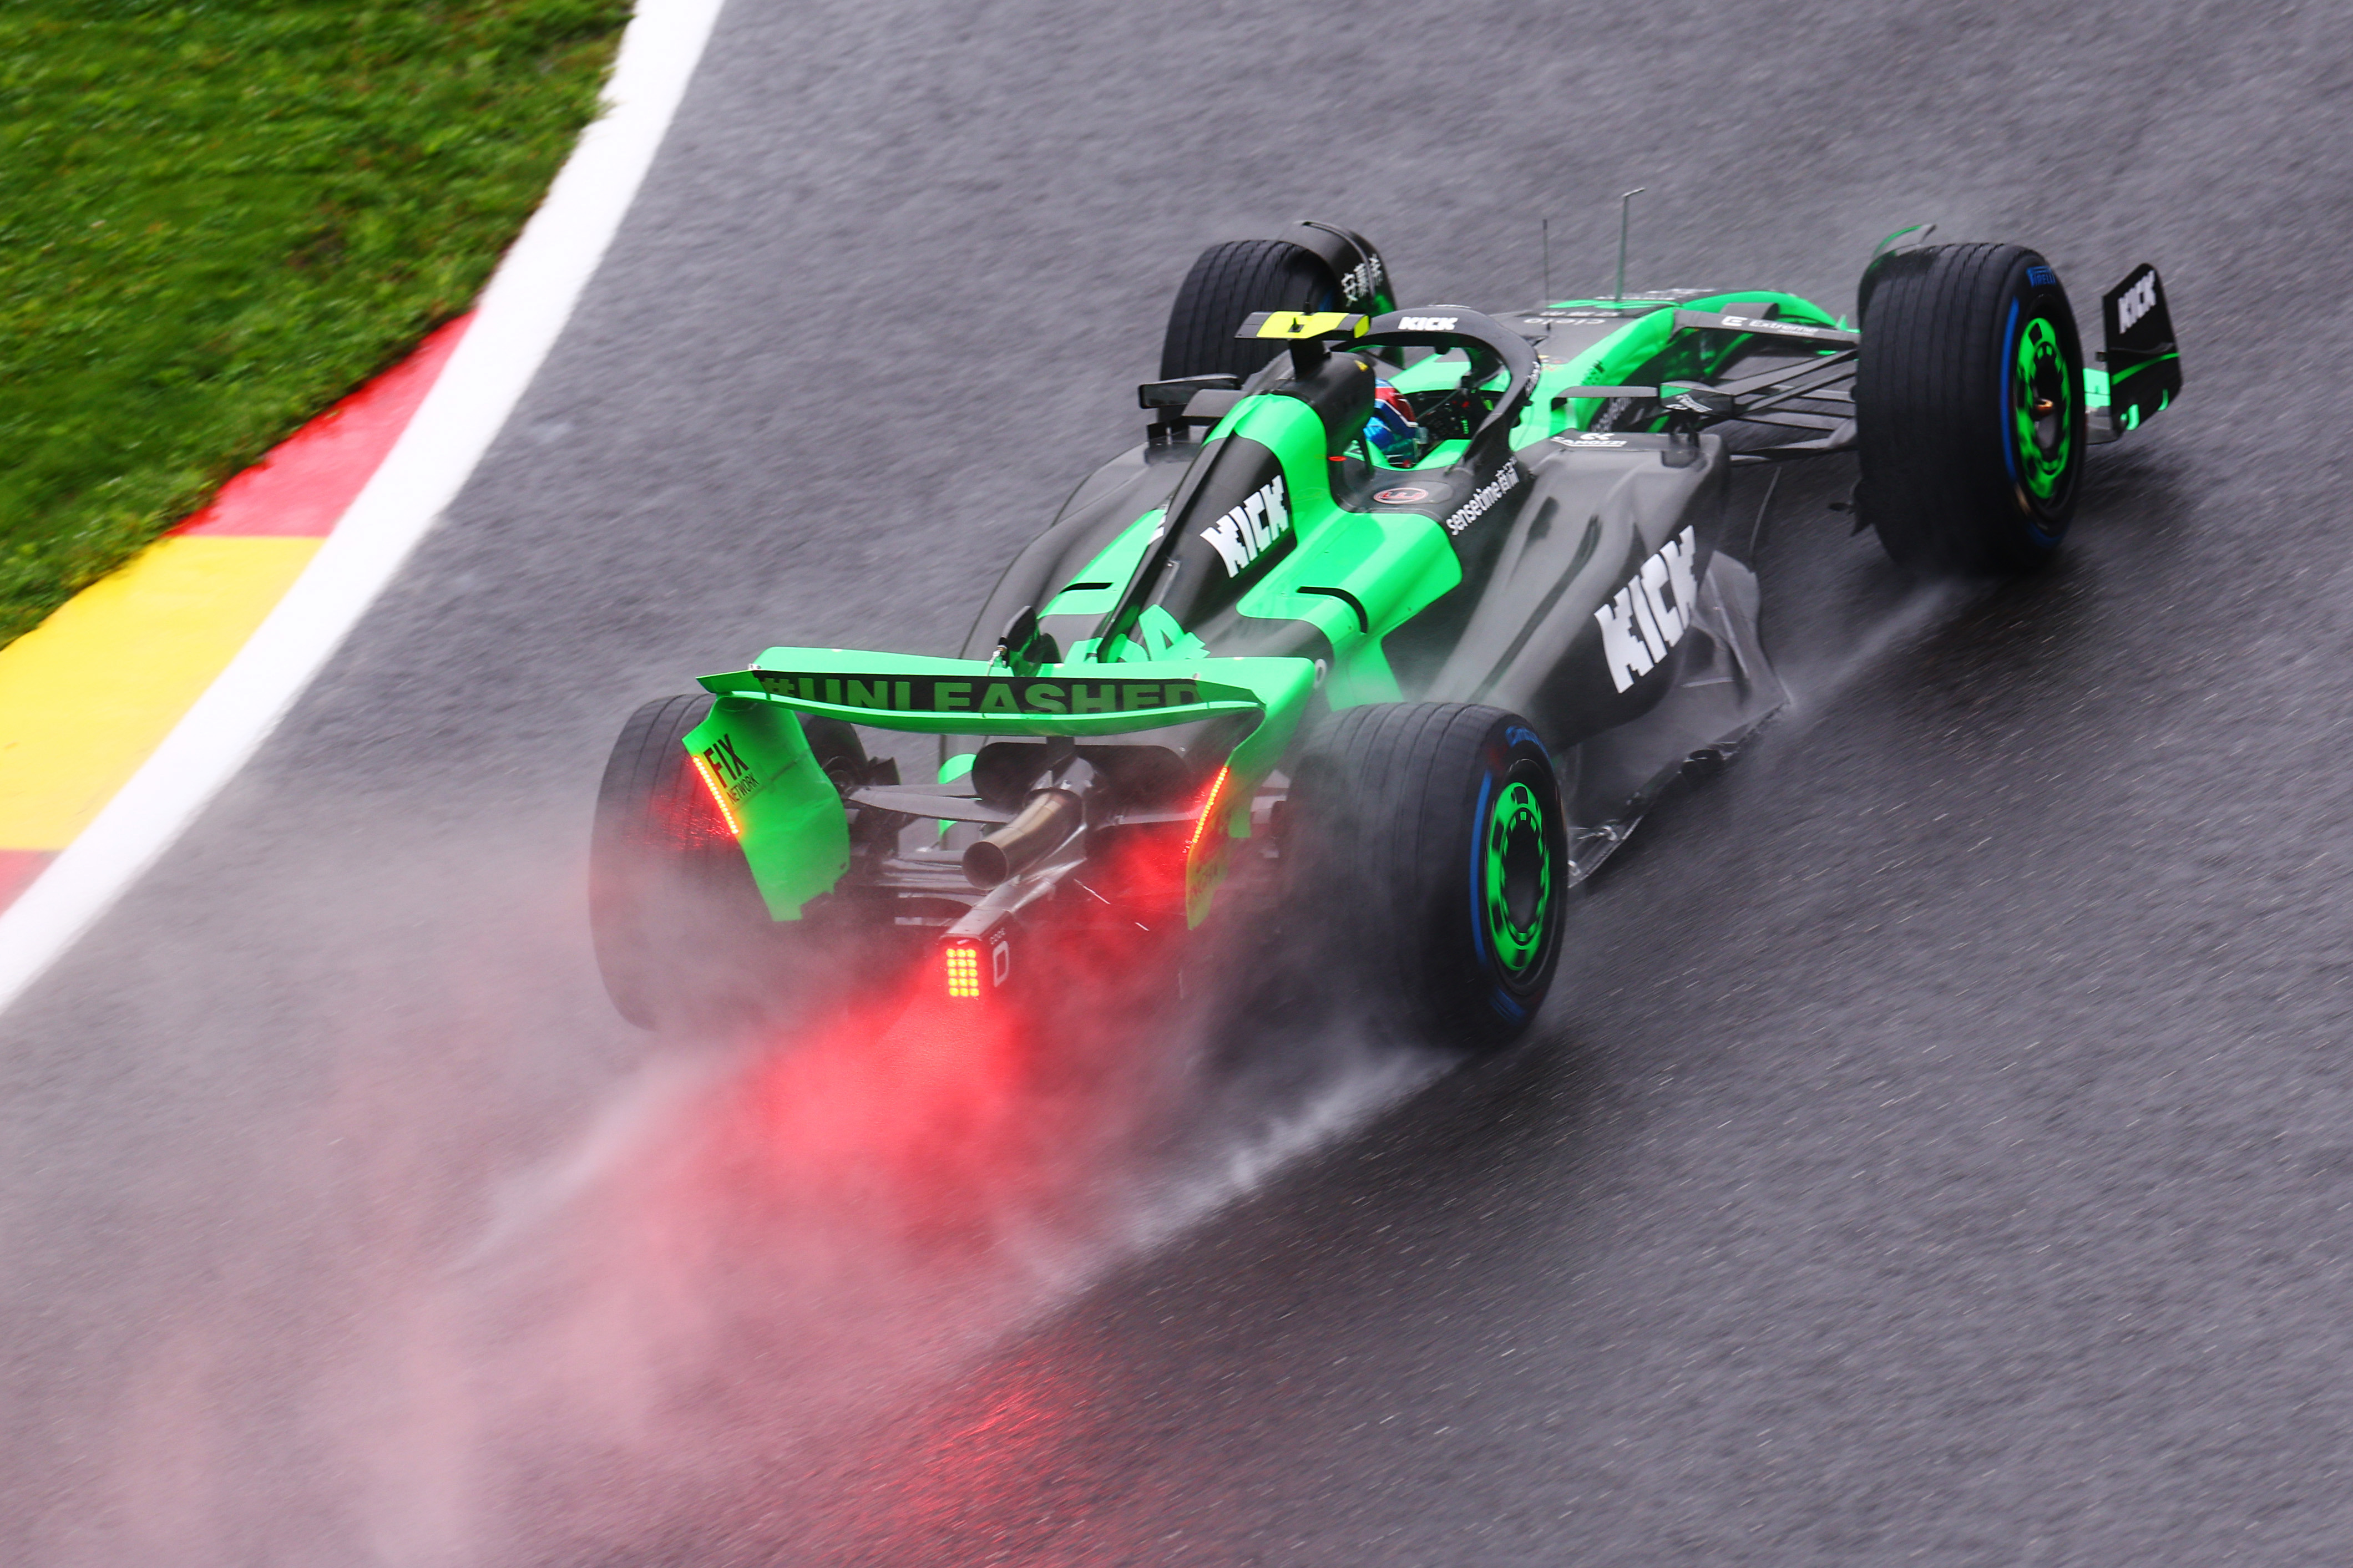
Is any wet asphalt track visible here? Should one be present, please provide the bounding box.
[9,2,2353,1564]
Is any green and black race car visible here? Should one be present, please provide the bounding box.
[590,221,2180,1047]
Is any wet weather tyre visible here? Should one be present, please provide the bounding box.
[1159,239,1342,381]
[1855,242,2086,575]
[589,694,866,1031]
[1290,704,1566,1051]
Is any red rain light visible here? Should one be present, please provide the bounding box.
[943,941,984,1000]
[689,752,745,838]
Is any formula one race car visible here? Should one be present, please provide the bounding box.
[590,221,2180,1046]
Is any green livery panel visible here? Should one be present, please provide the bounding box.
[681,696,851,921]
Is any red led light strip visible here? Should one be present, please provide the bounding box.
[687,752,745,837]
[1185,764,1232,861]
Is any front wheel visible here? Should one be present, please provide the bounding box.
[1287,704,1567,1051]
[1159,238,1343,382]
[1855,242,2086,574]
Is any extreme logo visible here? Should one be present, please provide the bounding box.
[1718,313,1845,341]
[1200,476,1291,577]
[1593,525,1699,692]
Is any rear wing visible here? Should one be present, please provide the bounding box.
[2088,263,2180,443]
[687,651,1317,923]
[696,648,1319,774]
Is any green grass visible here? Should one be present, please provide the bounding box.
[0,0,631,648]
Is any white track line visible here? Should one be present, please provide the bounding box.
[0,0,727,1017]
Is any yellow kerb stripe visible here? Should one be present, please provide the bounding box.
[0,536,322,849]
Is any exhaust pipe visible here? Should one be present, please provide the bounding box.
[963,759,1094,887]
[963,789,1082,887]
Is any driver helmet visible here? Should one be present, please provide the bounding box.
[1364,380,1422,465]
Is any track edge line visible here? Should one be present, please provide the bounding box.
[0,0,731,1018]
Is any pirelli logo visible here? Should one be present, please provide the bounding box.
[756,672,1206,715]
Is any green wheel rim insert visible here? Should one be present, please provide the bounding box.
[2012,312,2072,501]
[1483,778,1552,976]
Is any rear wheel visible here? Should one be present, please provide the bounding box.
[1288,703,1567,1051]
[589,693,868,1032]
[1159,238,1343,381]
[1855,242,2086,574]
